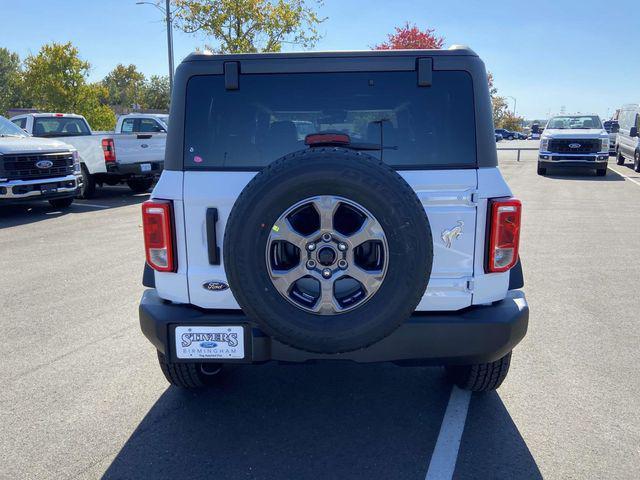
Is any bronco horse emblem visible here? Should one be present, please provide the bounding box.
[441,220,464,248]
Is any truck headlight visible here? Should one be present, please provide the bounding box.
[601,139,609,152]
[72,151,81,173]
[540,138,549,151]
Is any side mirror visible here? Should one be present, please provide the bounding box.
[630,127,638,138]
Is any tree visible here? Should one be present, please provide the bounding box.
[0,48,24,115]
[500,112,524,132]
[373,21,444,50]
[173,0,325,53]
[102,64,146,109]
[142,75,171,110]
[22,42,90,112]
[21,42,115,131]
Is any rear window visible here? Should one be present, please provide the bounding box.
[184,70,476,170]
[33,117,91,137]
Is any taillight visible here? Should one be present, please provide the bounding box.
[142,200,176,272]
[102,138,116,162]
[486,198,522,273]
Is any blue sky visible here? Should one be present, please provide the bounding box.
[1,0,636,119]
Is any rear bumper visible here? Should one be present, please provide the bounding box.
[0,174,78,204]
[139,289,529,366]
[105,161,163,177]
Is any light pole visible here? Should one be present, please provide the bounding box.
[506,96,517,117]
[136,1,175,94]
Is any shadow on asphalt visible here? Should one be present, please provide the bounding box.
[544,166,625,181]
[454,392,542,479]
[102,363,540,480]
[0,186,149,229]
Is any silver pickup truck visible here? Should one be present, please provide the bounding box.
[10,113,166,198]
[0,115,79,208]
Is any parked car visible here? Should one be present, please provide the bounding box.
[139,47,528,392]
[495,132,503,142]
[0,115,79,208]
[495,128,515,140]
[10,113,166,198]
[603,120,619,156]
[117,113,169,134]
[615,105,640,171]
[537,114,609,176]
[529,123,541,139]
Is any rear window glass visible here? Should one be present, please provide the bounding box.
[33,117,91,137]
[184,71,476,170]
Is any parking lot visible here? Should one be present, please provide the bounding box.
[1,144,639,479]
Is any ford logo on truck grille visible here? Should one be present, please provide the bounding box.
[568,143,582,149]
[35,160,54,169]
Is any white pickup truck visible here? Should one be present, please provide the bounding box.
[10,113,166,198]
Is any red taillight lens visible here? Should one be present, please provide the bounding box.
[142,200,176,272]
[102,138,116,162]
[486,198,522,273]
[305,133,351,146]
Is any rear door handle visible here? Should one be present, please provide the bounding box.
[206,208,221,265]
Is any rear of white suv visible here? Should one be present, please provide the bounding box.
[139,48,528,391]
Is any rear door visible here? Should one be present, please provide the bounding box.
[182,64,478,311]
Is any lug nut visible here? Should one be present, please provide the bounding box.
[321,233,332,242]
[306,242,316,251]
[338,259,348,270]
[306,260,316,270]
[322,268,332,278]
[338,242,347,251]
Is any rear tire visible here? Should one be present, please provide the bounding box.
[156,351,222,389]
[537,165,546,175]
[127,177,154,193]
[596,168,607,177]
[48,197,74,209]
[445,352,512,392]
[617,150,625,165]
[78,164,96,199]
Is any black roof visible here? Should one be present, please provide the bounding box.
[182,46,477,63]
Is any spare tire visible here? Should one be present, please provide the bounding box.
[224,147,433,353]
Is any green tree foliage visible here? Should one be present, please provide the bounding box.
[0,48,24,115]
[21,42,115,130]
[173,0,325,53]
[22,42,90,112]
[142,75,171,110]
[102,64,146,109]
[500,112,525,132]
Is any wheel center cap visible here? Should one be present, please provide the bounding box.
[317,247,336,266]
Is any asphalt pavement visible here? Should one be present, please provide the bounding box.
[1,149,639,479]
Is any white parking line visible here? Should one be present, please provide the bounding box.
[608,165,640,187]
[425,387,472,480]
[73,203,109,209]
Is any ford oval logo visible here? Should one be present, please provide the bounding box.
[199,341,218,348]
[203,281,229,292]
[35,160,54,169]
[568,143,581,149]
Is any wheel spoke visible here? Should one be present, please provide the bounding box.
[312,278,340,314]
[346,266,385,294]
[312,196,340,231]
[346,217,385,249]
[270,264,307,295]
[270,218,307,248]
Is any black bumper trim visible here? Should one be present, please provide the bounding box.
[139,289,529,365]
[105,161,164,177]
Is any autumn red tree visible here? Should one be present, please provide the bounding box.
[373,22,445,50]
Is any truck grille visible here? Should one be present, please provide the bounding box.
[0,152,74,180]
[548,139,600,154]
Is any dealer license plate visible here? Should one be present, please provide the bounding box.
[175,326,245,359]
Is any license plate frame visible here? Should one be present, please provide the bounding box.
[172,325,250,362]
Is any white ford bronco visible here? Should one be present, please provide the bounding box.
[139,47,528,392]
